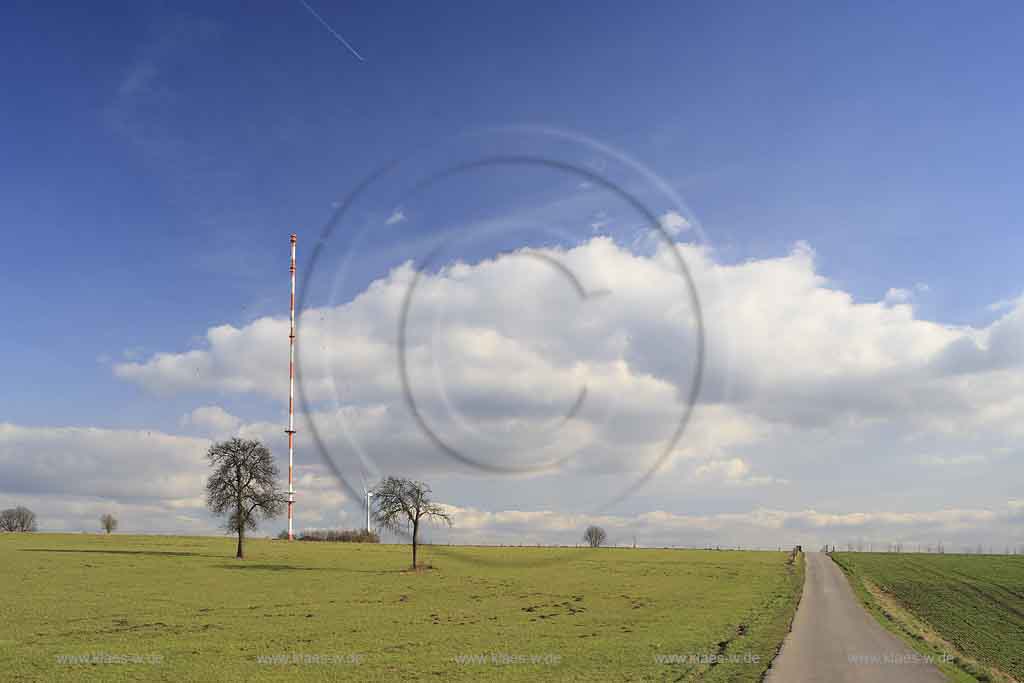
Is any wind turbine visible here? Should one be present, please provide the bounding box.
[364,486,374,534]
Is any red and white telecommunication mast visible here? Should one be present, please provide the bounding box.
[286,233,297,540]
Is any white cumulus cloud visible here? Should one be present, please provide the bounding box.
[180,405,242,436]
[92,231,1024,546]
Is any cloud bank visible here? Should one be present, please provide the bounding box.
[4,233,1022,548]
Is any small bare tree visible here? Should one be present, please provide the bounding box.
[583,525,607,548]
[371,477,452,568]
[100,513,118,534]
[0,506,37,532]
[205,438,286,559]
[0,509,16,532]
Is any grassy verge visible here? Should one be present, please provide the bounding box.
[757,549,804,683]
[692,548,804,682]
[831,552,1022,683]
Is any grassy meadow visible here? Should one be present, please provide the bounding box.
[1,533,803,681]
[833,552,1024,682]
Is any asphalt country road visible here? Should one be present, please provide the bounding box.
[766,552,946,682]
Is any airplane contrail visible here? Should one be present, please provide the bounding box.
[299,0,366,62]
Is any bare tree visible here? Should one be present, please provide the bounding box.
[0,509,16,532]
[100,513,118,534]
[0,506,37,532]
[371,477,452,568]
[583,525,607,548]
[205,438,286,559]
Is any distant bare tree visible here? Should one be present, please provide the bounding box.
[583,525,607,548]
[371,477,453,568]
[0,509,15,532]
[205,438,286,559]
[0,506,37,532]
[100,513,118,534]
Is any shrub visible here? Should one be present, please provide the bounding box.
[296,528,380,543]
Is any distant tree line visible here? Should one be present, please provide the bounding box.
[825,539,1024,555]
[282,528,380,543]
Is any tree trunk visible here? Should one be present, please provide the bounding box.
[412,519,418,568]
[235,466,245,559]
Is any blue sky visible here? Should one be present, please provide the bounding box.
[3,2,1024,545]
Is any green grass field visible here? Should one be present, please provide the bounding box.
[833,552,1024,682]
[0,534,802,681]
